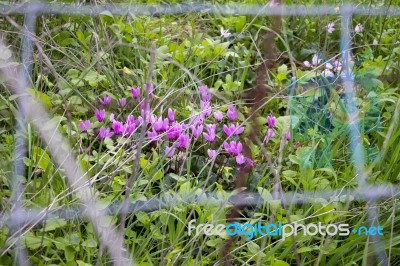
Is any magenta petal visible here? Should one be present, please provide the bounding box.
[236,154,245,165]
[223,142,230,151]
[236,142,243,154]
[207,149,217,158]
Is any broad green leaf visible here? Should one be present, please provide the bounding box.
[43,219,67,232]
[27,88,52,109]
[273,260,290,266]
[24,232,51,250]
[32,146,52,171]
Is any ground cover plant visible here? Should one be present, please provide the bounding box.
[1,0,400,265]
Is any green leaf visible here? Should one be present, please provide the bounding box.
[234,16,247,32]
[32,146,52,171]
[27,88,52,109]
[24,232,51,250]
[275,115,299,134]
[273,260,290,266]
[136,212,151,226]
[247,242,261,254]
[282,170,297,178]
[153,169,164,181]
[169,173,186,182]
[206,238,221,247]
[43,218,67,232]
[257,187,273,202]
[76,31,86,46]
[82,239,97,248]
[296,147,314,169]
[76,260,92,266]
[82,70,106,87]
[278,64,288,74]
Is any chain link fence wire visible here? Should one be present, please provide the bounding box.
[0,1,399,265]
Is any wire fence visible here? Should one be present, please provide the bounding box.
[0,1,399,265]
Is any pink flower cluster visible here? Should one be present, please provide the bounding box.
[78,84,284,170]
[303,54,343,78]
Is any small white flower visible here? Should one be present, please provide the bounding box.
[268,0,278,7]
[325,62,333,69]
[322,69,334,78]
[312,54,322,66]
[333,60,342,72]
[372,39,378,46]
[326,22,335,34]
[304,60,312,67]
[220,27,231,38]
[354,24,363,33]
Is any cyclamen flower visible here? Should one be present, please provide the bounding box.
[191,124,203,138]
[79,120,90,132]
[165,146,176,158]
[303,61,312,67]
[130,87,140,99]
[224,141,243,156]
[325,62,333,69]
[147,130,158,142]
[118,98,127,107]
[236,154,246,165]
[126,115,135,125]
[199,85,212,101]
[95,109,106,122]
[203,124,217,143]
[223,123,244,137]
[333,60,342,72]
[207,149,217,159]
[284,131,291,141]
[326,22,335,34]
[144,83,154,99]
[200,100,212,117]
[263,128,276,143]
[168,108,175,122]
[140,101,151,118]
[213,111,223,122]
[322,69,334,78]
[99,95,111,106]
[220,27,231,38]
[124,118,136,135]
[176,133,190,149]
[267,114,276,129]
[112,120,125,135]
[153,117,169,132]
[268,0,278,7]
[136,116,143,125]
[98,127,113,139]
[190,113,204,126]
[304,54,322,68]
[167,122,185,140]
[226,105,237,121]
[244,157,254,168]
[354,23,363,33]
[109,113,115,122]
[312,54,322,66]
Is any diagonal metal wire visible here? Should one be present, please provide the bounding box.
[0,42,134,266]
[339,5,388,265]
[9,8,37,266]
